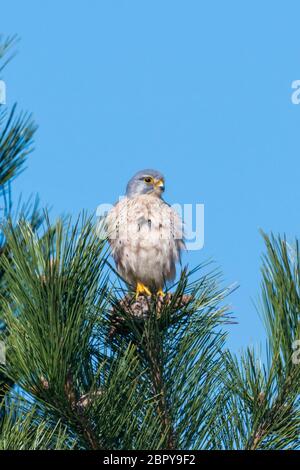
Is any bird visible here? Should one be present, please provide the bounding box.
[104,169,184,298]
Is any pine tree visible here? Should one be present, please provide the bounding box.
[0,35,42,416]
[0,37,299,450]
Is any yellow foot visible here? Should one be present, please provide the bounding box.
[135,282,152,299]
[157,288,165,298]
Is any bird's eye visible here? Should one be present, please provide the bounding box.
[144,177,152,184]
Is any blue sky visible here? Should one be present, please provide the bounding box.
[1,1,300,353]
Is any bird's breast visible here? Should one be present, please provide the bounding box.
[105,194,184,287]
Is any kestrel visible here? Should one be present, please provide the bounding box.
[104,169,184,298]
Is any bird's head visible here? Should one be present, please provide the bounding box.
[126,169,165,198]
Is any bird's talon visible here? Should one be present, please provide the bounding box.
[135,282,152,299]
[157,288,165,298]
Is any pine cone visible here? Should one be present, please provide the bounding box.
[109,293,192,338]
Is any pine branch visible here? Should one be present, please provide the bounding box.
[0,104,37,188]
[108,266,233,449]
[144,319,175,448]
[0,36,42,411]
[0,398,76,450]
[217,233,300,450]
[0,35,18,75]
[0,215,166,449]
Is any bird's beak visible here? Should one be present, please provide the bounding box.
[154,178,165,192]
